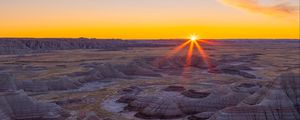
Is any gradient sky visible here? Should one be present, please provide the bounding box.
[0,0,299,39]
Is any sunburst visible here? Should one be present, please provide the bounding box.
[167,34,216,70]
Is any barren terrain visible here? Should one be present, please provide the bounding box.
[0,39,299,120]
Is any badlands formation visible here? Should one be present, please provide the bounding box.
[0,39,299,120]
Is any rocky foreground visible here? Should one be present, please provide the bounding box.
[115,73,299,120]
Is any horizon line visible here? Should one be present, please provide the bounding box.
[0,37,299,40]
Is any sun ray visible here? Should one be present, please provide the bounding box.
[185,41,194,67]
[194,41,213,70]
[180,40,194,84]
[166,40,191,58]
[198,39,218,45]
[164,34,216,82]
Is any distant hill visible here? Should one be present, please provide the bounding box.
[0,38,175,55]
[0,38,298,55]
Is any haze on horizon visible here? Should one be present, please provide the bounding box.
[0,0,299,39]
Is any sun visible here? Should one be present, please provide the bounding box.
[166,34,218,72]
[190,35,198,41]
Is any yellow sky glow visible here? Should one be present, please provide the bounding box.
[0,0,299,39]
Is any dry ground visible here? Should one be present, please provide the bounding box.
[0,41,299,120]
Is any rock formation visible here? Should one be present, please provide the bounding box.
[188,112,215,120]
[90,63,127,79]
[135,97,184,119]
[0,73,66,120]
[181,89,210,98]
[0,109,11,120]
[279,72,300,113]
[0,73,17,92]
[231,82,261,94]
[117,83,256,119]
[209,65,256,79]
[12,61,162,93]
[117,76,299,120]
[116,62,161,77]
[1,91,64,120]
[209,73,300,120]
[81,61,161,83]
[126,96,159,111]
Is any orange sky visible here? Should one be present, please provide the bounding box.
[0,0,299,39]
